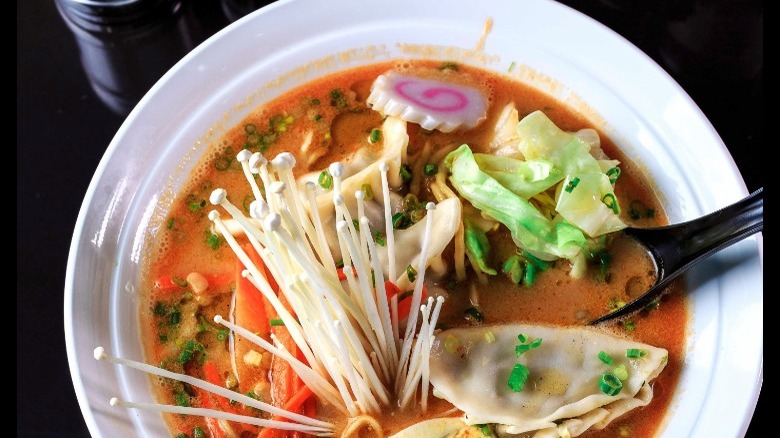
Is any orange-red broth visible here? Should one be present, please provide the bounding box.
[140,60,687,438]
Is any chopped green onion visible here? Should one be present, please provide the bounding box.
[172,276,188,288]
[476,424,492,436]
[622,320,636,331]
[329,88,347,108]
[166,217,175,229]
[402,193,420,212]
[598,373,623,396]
[507,363,530,392]
[352,219,360,232]
[608,296,625,311]
[464,307,484,324]
[502,255,525,284]
[613,363,629,380]
[399,163,412,182]
[318,170,333,189]
[598,350,614,365]
[406,265,417,282]
[423,163,438,176]
[517,333,527,343]
[628,199,656,220]
[601,193,620,214]
[176,433,187,438]
[515,337,542,356]
[174,391,190,407]
[310,98,320,105]
[645,297,661,311]
[361,183,374,200]
[392,212,411,229]
[444,334,460,353]
[508,61,517,72]
[167,309,181,326]
[524,262,537,286]
[484,331,496,343]
[369,128,382,143]
[178,339,204,364]
[206,233,221,250]
[270,318,285,327]
[626,348,648,358]
[606,167,621,185]
[313,114,323,121]
[565,176,581,193]
[188,199,206,212]
[524,251,551,270]
[373,230,385,247]
[410,208,426,223]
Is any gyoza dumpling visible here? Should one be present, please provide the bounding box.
[429,324,668,437]
[298,115,461,285]
[378,197,461,289]
[297,115,409,258]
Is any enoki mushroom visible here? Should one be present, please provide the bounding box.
[95,148,446,436]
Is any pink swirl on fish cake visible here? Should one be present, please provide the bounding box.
[394,80,469,112]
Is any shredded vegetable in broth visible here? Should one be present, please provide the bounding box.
[116,60,687,438]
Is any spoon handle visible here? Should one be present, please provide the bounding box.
[591,188,763,325]
[626,187,763,280]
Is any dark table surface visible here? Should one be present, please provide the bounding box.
[17,0,762,436]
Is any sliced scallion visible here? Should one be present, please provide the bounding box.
[369,128,382,143]
[318,170,333,189]
[361,183,374,200]
[392,212,411,229]
[406,265,417,282]
[399,163,412,183]
[515,337,542,357]
[565,176,581,193]
[507,363,530,392]
[626,348,648,358]
[601,193,620,214]
[613,363,629,380]
[598,373,623,396]
[423,163,438,176]
[444,334,460,353]
[598,350,614,365]
[606,167,621,185]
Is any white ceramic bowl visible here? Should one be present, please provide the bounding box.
[64,0,763,436]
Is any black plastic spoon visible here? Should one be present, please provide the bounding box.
[590,187,763,325]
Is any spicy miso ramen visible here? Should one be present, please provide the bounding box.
[126,60,686,438]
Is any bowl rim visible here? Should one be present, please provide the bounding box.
[64,0,763,437]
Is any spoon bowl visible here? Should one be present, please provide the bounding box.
[590,187,763,325]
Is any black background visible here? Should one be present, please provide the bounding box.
[17,0,762,436]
